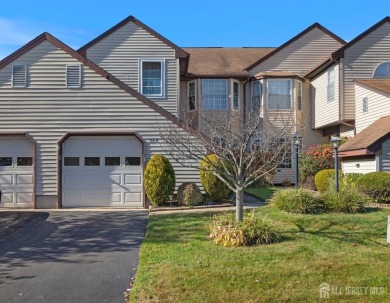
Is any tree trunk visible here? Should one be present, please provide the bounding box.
[235,189,244,222]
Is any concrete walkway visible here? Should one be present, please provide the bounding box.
[150,194,266,215]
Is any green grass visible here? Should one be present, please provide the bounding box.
[130,207,390,303]
[244,186,278,202]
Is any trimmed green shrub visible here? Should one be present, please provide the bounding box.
[177,182,203,206]
[344,173,363,184]
[356,172,390,204]
[323,178,367,213]
[200,154,232,201]
[270,188,325,214]
[315,169,337,193]
[209,211,279,247]
[144,154,175,206]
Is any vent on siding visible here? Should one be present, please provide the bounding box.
[12,64,27,87]
[66,65,81,88]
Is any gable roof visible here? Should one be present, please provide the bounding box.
[245,23,346,72]
[78,15,188,59]
[305,16,390,79]
[355,79,390,95]
[0,32,191,133]
[183,47,275,78]
[339,115,390,155]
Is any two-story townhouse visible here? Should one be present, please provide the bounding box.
[305,17,390,174]
[0,18,200,209]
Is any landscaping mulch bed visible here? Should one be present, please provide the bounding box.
[366,203,390,208]
[149,202,234,212]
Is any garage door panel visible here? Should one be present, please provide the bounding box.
[16,193,33,203]
[0,174,13,185]
[125,193,142,203]
[1,193,13,203]
[0,136,34,208]
[125,174,142,185]
[62,136,143,207]
[16,174,33,185]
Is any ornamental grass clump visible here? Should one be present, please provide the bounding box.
[209,211,279,247]
[270,188,325,214]
[323,178,367,213]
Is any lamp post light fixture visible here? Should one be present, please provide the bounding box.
[293,133,302,188]
[330,136,341,192]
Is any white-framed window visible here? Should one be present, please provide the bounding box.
[232,80,240,110]
[12,64,27,87]
[297,80,302,110]
[362,96,368,113]
[201,79,227,110]
[251,81,262,111]
[373,62,390,78]
[327,67,335,102]
[140,59,165,97]
[267,79,291,110]
[188,80,196,110]
[66,65,81,88]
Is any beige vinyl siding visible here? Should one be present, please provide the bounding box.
[0,41,199,198]
[300,80,328,148]
[341,157,376,174]
[249,28,344,76]
[355,83,390,134]
[271,169,294,185]
[311,63,340,128]
[340,22,390,121]
[85,21,179,115]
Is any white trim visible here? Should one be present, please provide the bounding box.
[139,58,165,98]
[231,79,240,111]
[187,80,197,111]
[12,64,27,88]
[66,64,82,88]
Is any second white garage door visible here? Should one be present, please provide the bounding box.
[62,136,143,207]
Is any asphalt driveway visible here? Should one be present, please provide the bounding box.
[0,210,148,303]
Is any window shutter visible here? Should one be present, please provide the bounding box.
[12,65,27,87]
[66,65,81,88]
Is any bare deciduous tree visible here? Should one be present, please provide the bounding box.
[159,107,296,221]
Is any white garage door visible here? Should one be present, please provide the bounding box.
[62,136,143,207]
[0,136,34,208]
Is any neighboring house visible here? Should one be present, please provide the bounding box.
[0,15,389,208]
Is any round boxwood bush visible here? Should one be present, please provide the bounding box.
[315,169,339,193]
[200,154,232,201]
[177,182,203,206]
[356,172,390,204]
[270,188,325,214]
[144,154,175,206]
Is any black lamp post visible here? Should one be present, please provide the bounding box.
[330,136,341,192]
[293,133,302,188]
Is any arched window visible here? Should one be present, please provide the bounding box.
[373,62,390,78]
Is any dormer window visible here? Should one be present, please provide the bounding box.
[373,62,390,78]
[66,65,81,88]
[12,64,27,87]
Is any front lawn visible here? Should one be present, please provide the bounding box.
[130,207,390,303]
[244,186,278,202]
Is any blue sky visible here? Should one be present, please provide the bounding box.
[1,1,389,59]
